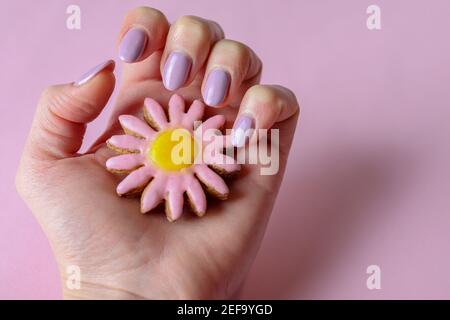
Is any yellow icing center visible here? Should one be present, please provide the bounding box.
[149,128,198,171]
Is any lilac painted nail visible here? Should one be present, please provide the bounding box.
[75,60,115,86]
[119,28,147,63]
[162,51,192,91]
[203,69,231,106]
[232,114,255,147]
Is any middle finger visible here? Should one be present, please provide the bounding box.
[161,15,224,91]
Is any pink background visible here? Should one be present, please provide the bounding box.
[1,0,450,299]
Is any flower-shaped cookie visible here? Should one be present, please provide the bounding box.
[105,94,240,221]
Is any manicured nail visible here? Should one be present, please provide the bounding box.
[203,69,230,106]
[75,60,114,86]
[162,51,192,91]
[231,114,255,147]
[119,28,147,63]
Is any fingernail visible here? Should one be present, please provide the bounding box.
[203,69,230,106]
[119,28,147,63]
[232,114,255,147]
[162,51,192,91]
[75,60,115,86]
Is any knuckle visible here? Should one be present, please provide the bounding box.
[41,86,95,123]
[40,86,68,114]
[173,15,212,39]
[217,39,249,59]
[247,85,281,106]
[247,85,300,118]
[273,85,300,112]
[132,6,166,21]
[63,92,97,123]
[208,20,225,39]
[286,88,300,107]
[253,54,263,71]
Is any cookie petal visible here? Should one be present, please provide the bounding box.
[183,100,205,129]
[106,154,145,173]
[195,115,226,141]
[141,176,166,213]
[116,166,155,196]
[165,189,184,222]
[194,164,229,200]
[186,177,207,216]
[119,115,156,139]
[168,94,185,125]
[206,154,241,175]
[144,98,169,130]
[107,135,145,154]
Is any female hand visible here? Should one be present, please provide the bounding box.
[16,7,300,299]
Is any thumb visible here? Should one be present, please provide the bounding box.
[26,60,115,160]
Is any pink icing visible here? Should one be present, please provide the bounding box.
[185,175,207,214]
[165,176,185,220]
[108,135,145,152]
[119,115,155,138]
[140,172,168,213]
[106,153,144,171]
[107,94,239,220]
[194,164,229,196]
[144,98,169,129]
[195,115,226,134]
[116,166,155,195]
[183,100,205,129]
[167,94,185,125]
[204,153,241,173]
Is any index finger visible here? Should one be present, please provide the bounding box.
[118,7,170,63]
